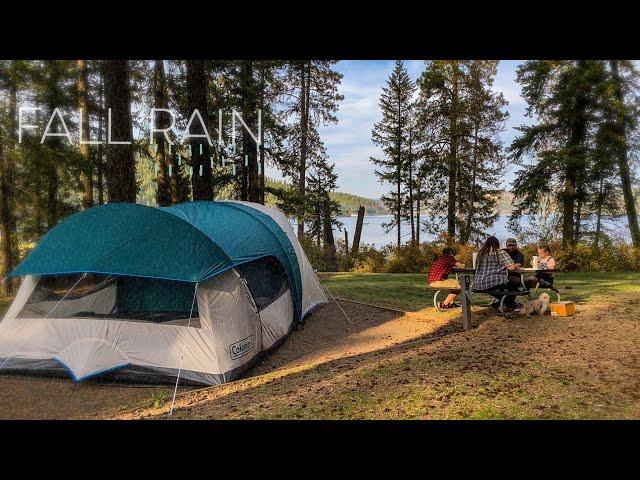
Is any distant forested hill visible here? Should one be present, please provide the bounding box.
[262,177,526,217]
[265,177,389,215]
[330,191,389,215]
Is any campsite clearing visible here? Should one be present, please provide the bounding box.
[1,272,639,419]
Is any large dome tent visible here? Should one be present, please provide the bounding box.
[0,201,327,385]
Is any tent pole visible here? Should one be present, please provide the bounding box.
[168,282,199,417]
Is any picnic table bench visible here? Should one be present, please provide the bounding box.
[427,267,566,316]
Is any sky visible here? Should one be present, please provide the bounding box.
[267,60,534,199]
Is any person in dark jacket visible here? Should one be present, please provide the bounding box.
[503,238,525,289]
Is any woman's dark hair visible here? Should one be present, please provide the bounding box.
[477,236,500,265]
[442,247,455,256]
[538,244,551,254]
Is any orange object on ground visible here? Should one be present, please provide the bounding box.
[550,301,576,317]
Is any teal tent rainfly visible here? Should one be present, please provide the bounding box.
[1,201,327,385]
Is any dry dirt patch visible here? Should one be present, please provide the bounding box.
[120,294,640,419]
[1,294,639,420]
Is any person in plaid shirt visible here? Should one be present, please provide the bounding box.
[428,247,466,309]
[474,236,520,309]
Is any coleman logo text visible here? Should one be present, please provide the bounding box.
[229,336,254,360]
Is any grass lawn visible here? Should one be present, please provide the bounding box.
[319,271,640,311]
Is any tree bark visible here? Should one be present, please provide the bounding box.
[0,126,14,295]
[259,126,265,204]
[574,187,583,244]
[240,61,260,203]
[97,61,105,205]
[396,90,402,248]
[322,199,336,268]
[594,176,604,250]
[186,60,212,201]
[416,178,421,245]
[351,205,365,254]
[298,62,310,237]
[77,60,93,209]
[153,60,171,206]
[258,68,266,205]
[447,62,459,240]
[408,122,415,244]
[462,125,479,244]
[0,66,19,294]
[44,62,61,229]
[610,60,640,247]
[104,60,137,203]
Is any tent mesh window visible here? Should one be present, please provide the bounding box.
[17,273,201,327]
[237,256,290,312]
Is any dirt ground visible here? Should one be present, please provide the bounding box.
[1,294,639,419]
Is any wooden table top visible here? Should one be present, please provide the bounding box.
[452,267,558,274]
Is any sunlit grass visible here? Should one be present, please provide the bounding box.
[319,272,640,312]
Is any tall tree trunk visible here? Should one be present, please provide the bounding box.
[462,125,479,244]
[416,178,421,245]
[258,68,266,205]
[97,61,105,205]
[259,125,265,204]
[298,62,309,237]
[408,123,415,244]
[1,66,19,294]
[186,60,212,201]
[0,126,14,295]
[45,64,60,229]
[562,166,578,246]
[104,60,137,203]
[241,61,260,203]
[574,186,583,244]
[77,60,93,209]
[352,205,365,254]
[322,199,336,268]
[447,62,459,240]
[396,94,402,248]
[610,60,640,247]
[562,60,588,247]
[594,177,604,250]
[153,60,171,206]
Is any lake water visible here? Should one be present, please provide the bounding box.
[292,215,631,247]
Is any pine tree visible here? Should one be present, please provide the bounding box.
[76,60,93,209]
[104,60,137,203]
[608,60,640,247]
[371,60,414,247]
[306,130,341,268]
[416,60,469,241]
[458,61,508,244]
[509,60,605,247]
[0,60,23,294]
[279,61,343,237]
[186,60,213,201]
[152,60,171,206]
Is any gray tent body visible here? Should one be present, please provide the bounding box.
[0,201,327,385]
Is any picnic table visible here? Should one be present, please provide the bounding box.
[427,267,564,315]
[452,267,561,292]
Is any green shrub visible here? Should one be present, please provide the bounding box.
[299,233,639,274]
[352,245,386,273]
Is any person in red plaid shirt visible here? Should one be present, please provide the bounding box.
[427,247,466,309]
